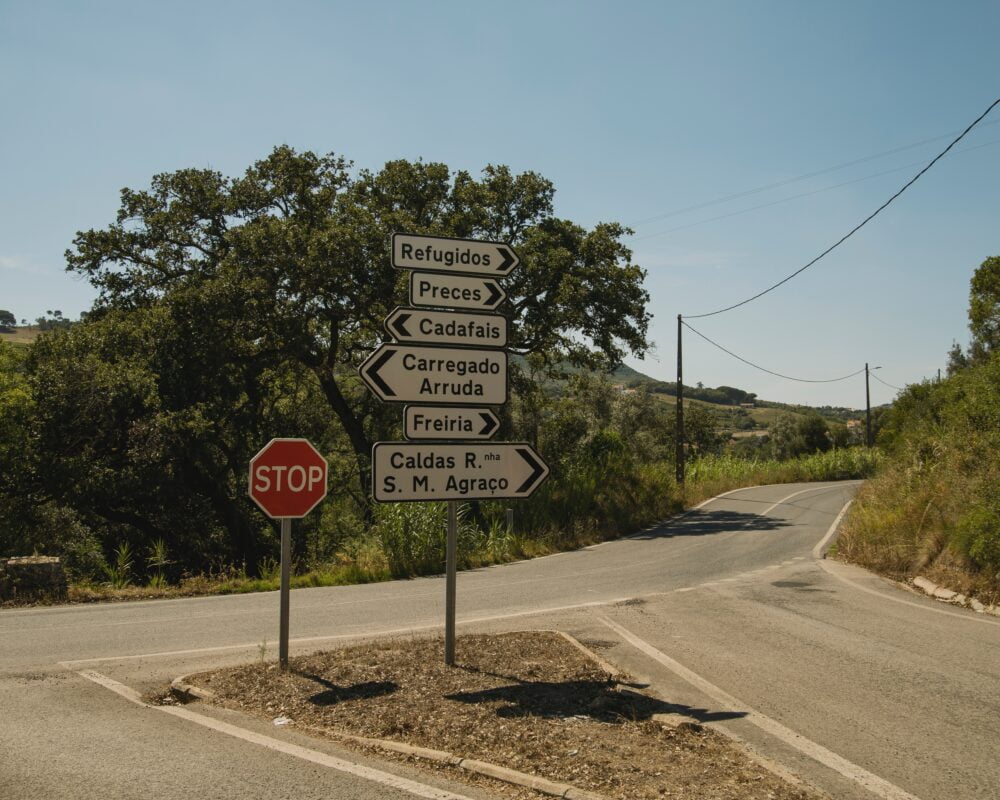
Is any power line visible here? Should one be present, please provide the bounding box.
[630,118,1000,227]
[682,320,867,383]
[683,96,1000,319]
[634,136,1000,242]
[870,372,903,391]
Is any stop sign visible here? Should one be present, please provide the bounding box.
[249,438,328,519]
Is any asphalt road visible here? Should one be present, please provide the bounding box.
[2,480,998,800]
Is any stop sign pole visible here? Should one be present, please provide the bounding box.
[249,438,328,668]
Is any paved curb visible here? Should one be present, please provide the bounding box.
[910,575,1000,616]
[171,649,610,800]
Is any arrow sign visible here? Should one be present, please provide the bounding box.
[404,406,501,440]
[358,344,507,405]
[385,306,507,348]
[409,272,507,311]
[372,442,549,502]
[393,233,519,277]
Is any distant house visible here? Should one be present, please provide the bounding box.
[739,402,755,409]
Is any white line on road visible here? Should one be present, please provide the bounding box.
[58,598,630,667]
[597,616,922,800]
[75,670,478,800]
[812,500,854,559]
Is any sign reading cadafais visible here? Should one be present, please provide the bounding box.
[361,233,549,502]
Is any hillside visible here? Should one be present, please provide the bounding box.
[3,327,864,439]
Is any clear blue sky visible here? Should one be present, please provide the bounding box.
[2,0,998,408]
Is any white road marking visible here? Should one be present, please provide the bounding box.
[598,616,922,800]
[818,559,1000,627]
[75,670,477,800]
[808,499,1000,626]
[58,597,631,667]
[812,500,854,560]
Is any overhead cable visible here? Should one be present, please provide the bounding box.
[634,136,1000,241]
[870,372,904,391]
[683,96,1000,319]
[631,118,1000,227]
[682,321,867,383]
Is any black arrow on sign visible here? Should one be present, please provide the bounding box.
[496,246,517,273]
[484,281,504,308]
[479,412,499,437]
[389,312,412,339]
[515,447,548,494]
[364,348,397,397]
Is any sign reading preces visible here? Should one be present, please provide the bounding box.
[372,442,549,502]
[409,272,507,311]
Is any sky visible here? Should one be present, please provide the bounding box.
[2,0,998,409]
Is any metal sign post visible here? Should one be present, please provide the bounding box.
[279,518,291,667]
[445,501,458,665]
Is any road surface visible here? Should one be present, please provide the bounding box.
[1,481,997,799]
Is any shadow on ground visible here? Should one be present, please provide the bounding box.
[447,668,747,724]
[295,671,398,706]
[629,509,791,540]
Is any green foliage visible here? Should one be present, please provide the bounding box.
[839,344,1000,597]
[968,255,1000,362]
[104,541,134,589]
[0,310,15,330]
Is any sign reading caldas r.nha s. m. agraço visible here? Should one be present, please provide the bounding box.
[372,442,548,502]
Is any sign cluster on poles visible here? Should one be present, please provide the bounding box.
[360,232,550,664]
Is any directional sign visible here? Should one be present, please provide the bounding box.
[385,306,507,348]
[249,438,328,519]
[392,233,519,277]
[404,406,501,440]
[409,272,506,311]
[372,442,549,502]
[359,344,507,405]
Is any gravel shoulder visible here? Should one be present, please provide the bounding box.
[190,631,824,800]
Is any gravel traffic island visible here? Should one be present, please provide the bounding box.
[189,631,823,800]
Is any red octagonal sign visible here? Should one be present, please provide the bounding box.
[249,438,328,519]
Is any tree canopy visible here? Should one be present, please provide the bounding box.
[26,146,652,572]
[67,147,650,476]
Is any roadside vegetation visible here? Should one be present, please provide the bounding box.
[0,147,878,605]
[837,255,1000,604]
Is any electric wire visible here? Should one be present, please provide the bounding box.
[634,136,1000,241]
[870,372,903,391]
[683,96,1000,319]
[682,320,867,383]
[631,118,1000,227]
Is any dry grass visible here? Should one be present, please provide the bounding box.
[194,632,822,800]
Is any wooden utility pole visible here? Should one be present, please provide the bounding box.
[865,363,872,448]
[676,314,685,483]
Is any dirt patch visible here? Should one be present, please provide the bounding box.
[193,632,822,800]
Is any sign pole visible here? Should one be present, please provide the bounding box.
[279,517,291,669]
[445,500,458,666]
